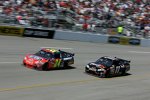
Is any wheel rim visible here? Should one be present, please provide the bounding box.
[85,68,89,72]
[99,72,105,78]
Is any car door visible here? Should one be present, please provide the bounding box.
[53,52,62,68]
[113,60,121,74]
[46,52,61,69]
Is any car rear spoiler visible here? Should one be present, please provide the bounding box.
[116,57,131,63]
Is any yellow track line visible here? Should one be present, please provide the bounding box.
[0,78,99,92]
[1,73,149,92]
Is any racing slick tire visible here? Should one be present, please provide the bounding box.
[23,62,26,66]
[105,70,111,78]
[85,67,90,73]
[98,71,105,78]
[121,69,126,76]
[42,63,48,71]
[64,62,68,68]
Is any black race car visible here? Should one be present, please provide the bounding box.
[85,56,130,78]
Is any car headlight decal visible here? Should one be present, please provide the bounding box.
[86,65,90,68]
[24,57,27,60]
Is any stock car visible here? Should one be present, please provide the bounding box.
[85,56,130,78]
[23,48,75,70]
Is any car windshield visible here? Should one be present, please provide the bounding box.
[95,58,113,67]
[35,50,52,59]
[54,52,61,59]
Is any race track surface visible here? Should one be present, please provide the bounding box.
[0,36,150,100]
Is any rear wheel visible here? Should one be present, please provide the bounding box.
[64,62,69,68]
[121,69,126,76]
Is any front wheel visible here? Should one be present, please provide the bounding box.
[41,63,48,71]
[85,67,89,73]
[98,71,105,78]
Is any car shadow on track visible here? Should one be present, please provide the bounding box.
[84,72,132,78]
[43,66,76,71]
[23,65,76,71]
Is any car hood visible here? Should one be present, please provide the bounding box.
[89,63,106,68]
[26,54,47,62]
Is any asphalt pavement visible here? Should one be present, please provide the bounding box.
[0,36,150,100]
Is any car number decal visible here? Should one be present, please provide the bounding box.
[54,59,61,68]
[110,65,115,74]
[115,66,121,74]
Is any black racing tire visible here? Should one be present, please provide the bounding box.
[23,63,25,66]
[98,71,105,78]
[64,62,68,68]
[42,63,48,71]
[85,67,89,73]
[23,61,26,66]
[34,66,38,70]
[121,69,126,76]
[105,70,111,78]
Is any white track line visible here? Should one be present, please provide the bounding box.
[128,51,150,54]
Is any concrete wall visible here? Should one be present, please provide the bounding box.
[54,30,150,47]
[141,39,150,47]
[54,30,108,43]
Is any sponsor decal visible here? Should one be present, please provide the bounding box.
[24,28,49,37]
[119,37,129,45]
[108,36,120,43]
[108,36,141,46]
[34,31,49,36]
[129,38,140,45]
[0,26,24,36]
[23,28,55,38]
[46,49,58,53]
[54,59,61,68]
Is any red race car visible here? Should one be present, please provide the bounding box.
[23,48,75,70]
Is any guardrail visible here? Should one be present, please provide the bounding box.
[54,30,108,43]
[23,27,55,39]
[0,25,150,47]
[108,36,141,46]
[0,25,55,39]
[0,25,24,36]
[141,39,150,47]
[54,30,150,47]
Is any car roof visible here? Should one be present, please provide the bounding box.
[41,48,60,53]
[101,56,117,60]
[101,56,126,61]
